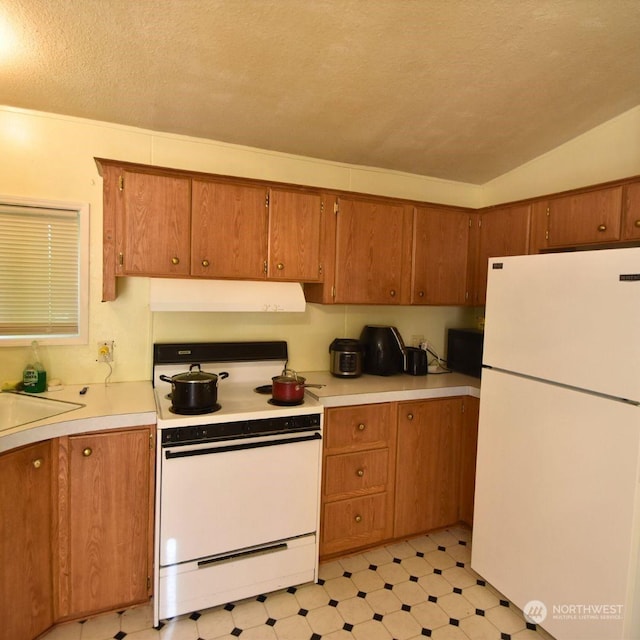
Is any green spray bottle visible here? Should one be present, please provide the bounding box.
[23,340,47,393]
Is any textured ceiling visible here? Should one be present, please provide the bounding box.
[1,0,639,183]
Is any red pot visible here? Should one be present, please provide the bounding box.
[271,370,323,403]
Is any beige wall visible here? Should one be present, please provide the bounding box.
[481,105,640,206]
[0,104,637,386]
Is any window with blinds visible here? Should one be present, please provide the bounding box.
[0,197,89,345]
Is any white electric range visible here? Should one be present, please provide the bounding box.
[152,341,324,626]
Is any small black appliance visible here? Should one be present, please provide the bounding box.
[359,325,406,376]
[446,328,484,378]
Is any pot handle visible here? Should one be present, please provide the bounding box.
[218,371,229,380]
[159,374,173,383]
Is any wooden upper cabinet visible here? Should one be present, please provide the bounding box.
[471,203,531,305]
[412,206,470,305]
[119,169,191,277]
[268,188,323,282]
[191,180,268,279]
[622,182,640,241]
[547,186,622,247]
[334,196,412,304]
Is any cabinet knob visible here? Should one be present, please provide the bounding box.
[82,447,92,457]
[32,458,43,469]
[354,515,362,523]
[635,220,640,228]
[597,224,607,232]
[356,468,364,477]
[407,413,414,421]
[418,290,425,298]
[276,263,285,270]
[357,423,366,431]
[390,289,396,297]
[201,259,210,267]
[171,257,180,265]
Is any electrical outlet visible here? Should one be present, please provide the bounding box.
[97,340,114,363]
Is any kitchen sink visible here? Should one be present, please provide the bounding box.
[0,392,84,432]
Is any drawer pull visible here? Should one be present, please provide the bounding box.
[407,413,414,421]
[82,447,93,457]
[356,468,364,477]
[171,256,180,265]
[32,458,43,469]
[597,224,607,232]
[390,289,396,297]
[201,259,210,267]
[635,219,640,228]
[418,290,425,297]
[277,262,285,270]
[357,423,366,431]
[354,515,362,523]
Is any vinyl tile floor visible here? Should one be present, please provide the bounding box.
[41,526,555,640]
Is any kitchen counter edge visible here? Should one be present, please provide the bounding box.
[0,381,156,453]
[301,370,480,408]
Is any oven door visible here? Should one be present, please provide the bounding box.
[159,431,322,566]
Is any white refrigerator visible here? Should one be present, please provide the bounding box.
[471,247,640,640]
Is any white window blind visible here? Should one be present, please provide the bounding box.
[0,199,88,343]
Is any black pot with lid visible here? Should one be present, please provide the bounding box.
[329,338,363,378]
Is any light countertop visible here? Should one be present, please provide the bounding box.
[300,370,480,408]
[0,381,156,453]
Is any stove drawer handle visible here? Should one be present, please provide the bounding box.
[197,542,288,568]
[165,431,321,459]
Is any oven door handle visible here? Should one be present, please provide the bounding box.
[165,431,321,459]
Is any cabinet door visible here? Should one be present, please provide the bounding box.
[622,182,640,241]
[458,396,480,526]
[60,428,153,619]
[394,398,462,538]
[472,204,530,305]
[191,180,268,279]
[334,197,412,304]
[120,170,191,276]
[268,189,323,282]
[0,441,53,640]
[412,207,470,305]
[547,186,622,247]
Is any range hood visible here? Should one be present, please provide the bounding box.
[149,278,307,312]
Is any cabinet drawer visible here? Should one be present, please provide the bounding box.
[324,449,389,499]
[321,493,389,556]
[325,403,392,451]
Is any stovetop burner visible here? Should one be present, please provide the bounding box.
[254,384,273,395]
[268,398,304,407]
[168,403,222,416]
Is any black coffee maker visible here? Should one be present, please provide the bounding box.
[359,325,406,376]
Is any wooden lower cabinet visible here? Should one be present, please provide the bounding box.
[55,426,154,621]
[459,396,480,526]
[394,398,463,538]
[320,403,397,558]
[320,396,480,558]
[0,441,55,640]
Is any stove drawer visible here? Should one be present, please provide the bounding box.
[158,534,317,620]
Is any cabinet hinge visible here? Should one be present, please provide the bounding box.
[318,263,323,276]
[118,252,124,266]
[333,202,339,215]
[147,576,151,590]
[478,218,482,227]
[468,217,472,228]
[265,192,269,208]
[462,401,466,413]
[320,201,324,213]
[118,175,124,191]
[331,285,336,299]
[263,260,268,274]
[465,291,469,301]
[545,230,549,240]
[149,432,154,450]
[546,206,550,216]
